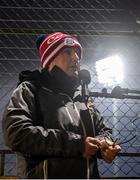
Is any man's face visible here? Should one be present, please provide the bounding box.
[49,47,81,77]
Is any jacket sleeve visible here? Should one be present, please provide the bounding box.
[2,82,84,158]
[91,107,113,159]
[91,107,112,137]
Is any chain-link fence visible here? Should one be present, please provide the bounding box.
[1,0,140,178]
[1,60,140,178]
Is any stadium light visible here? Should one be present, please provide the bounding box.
[96,55,124,87]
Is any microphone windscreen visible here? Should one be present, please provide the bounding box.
[78,69,91,85]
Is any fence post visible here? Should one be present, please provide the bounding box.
[0,152,5,176]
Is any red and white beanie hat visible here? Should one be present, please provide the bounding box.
[38,32,82,69]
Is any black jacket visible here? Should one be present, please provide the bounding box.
[2,67,110,179]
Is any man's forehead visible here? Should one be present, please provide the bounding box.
[62,46,80,53]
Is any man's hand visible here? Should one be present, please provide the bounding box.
[100,140,121,163]
[83,137,101,159]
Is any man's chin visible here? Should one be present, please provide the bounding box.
[68,70,79,77]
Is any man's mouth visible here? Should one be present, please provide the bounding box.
[71,65,78,70]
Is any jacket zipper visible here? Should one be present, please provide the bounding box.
[65,102,90,179]
[60,93,96,179]
[43,160,48,179]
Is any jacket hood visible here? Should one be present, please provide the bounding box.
[18,66,80,98]
[18,70,41,85]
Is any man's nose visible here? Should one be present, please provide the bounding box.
[72,51,80,63]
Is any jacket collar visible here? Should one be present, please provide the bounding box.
[41,66,79,98]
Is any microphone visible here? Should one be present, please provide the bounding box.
[78,69,91,98]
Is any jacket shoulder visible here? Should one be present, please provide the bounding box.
[17,69,42,92]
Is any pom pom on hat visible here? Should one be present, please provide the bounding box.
[37,32,82,69]
[36,34,46,50]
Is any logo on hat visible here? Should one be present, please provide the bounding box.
[47,34,63,44]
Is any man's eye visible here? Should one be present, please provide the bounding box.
[63,48,71,55]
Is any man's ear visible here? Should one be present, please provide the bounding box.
[48,61,56,72]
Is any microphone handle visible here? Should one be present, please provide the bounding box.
[81,83,89,97]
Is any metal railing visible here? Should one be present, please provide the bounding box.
[0,149,140,178]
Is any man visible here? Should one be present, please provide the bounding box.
[2,32,121,179]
